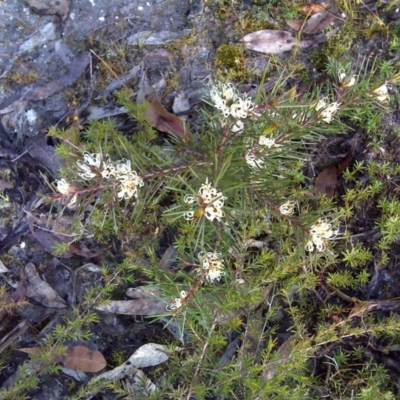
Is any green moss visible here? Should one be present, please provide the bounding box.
[215,43,250,81]
[309,22,358,71]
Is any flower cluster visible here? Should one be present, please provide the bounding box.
[305,218,339,252]
[209,81,254,120]
[166,290,188,311]
[279,200,296,215]
[184,179,227,222]
[371,83,390,102]
[54,152,144,204]
[54,178,77,208]
[77,152,144,200]
[338,70,357,87]
[245,135,281,169]
[315,98,341,124]
[197,251,225,283]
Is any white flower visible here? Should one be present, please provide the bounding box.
[115,159,132,176]
[198,251,225,283]
[117,171,144,200]
[166,290,188,311]
[279,200,296,215]
[259,135,278,148]
[82,152,101,168]
[54,179,77,208]
[101,159,116,178]
[338,70,357,87]
[231,120,244,133]
[184,194,196,205]
[199,180,219,203]
[183,210,194,221]
[305,218,339,252]
[204,205,224,221]
[230,97,254,119]
[183,179,227,222]
[245,151,264,169]
[320,102,341,123]
[371,83,390,102]
[209,81,254,120]
[315,97,328,111]
[55,179,72,195]
[67,194,78,208]
[77,160,97,180]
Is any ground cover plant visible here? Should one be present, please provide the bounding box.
[2,0,400,399]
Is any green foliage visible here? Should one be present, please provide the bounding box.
[7,54,400,399]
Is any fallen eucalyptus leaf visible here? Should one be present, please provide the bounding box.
[315,164,339,197]
[301,11,336,34]
[137,73,189,140]
[18,345,107,372]
[24,0,70,20]
[127,29,192,46]
[285,19,305,32]
[97,343,169,381]
[241,30,313,54]
[22,263,67,308]
[298,2,330,15]
[61,346,107,373]
[94,286,167,316]
[24,135,64,176]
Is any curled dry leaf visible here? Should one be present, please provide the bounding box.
[286,11,337,34]
[61,346,107,373]
[315,150,353,197]
[26,212,96,258]
[241,30,313,54]
[137,73,189,141]
[298,2,329,15]
[285,20,305,32]
[18,345,107,372]
[97,343,169,381]
[314,164,339,198]
[22,262,67,308]
[94,286,167,316]
[262,335,299,381]
[301,11,337,34]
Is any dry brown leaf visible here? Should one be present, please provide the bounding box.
[61,346,107,372]
[18,345,107,372]
[137,74,188,141]
[17,347,42,355]
[241,30,313,54]
[315,164,339,197]
[285,19,305,32]
[262,335,299,381]
[315,151,353,197]
[0,179,13,190]
[298,2,329,15]
[302,11,336,34]
[24,0,70,20]
[94,286,167,316]
[26,212,96,258]
[97,343,169,381]
[24,135,64,176]
[22,262,67,308]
